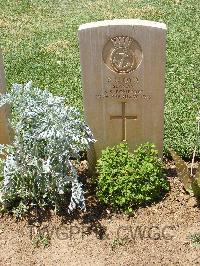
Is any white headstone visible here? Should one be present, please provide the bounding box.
[78,19,166,160]
[0,49,12,145]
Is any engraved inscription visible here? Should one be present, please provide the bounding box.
[103,36,143,74]
[96,76,151,101]
[97,90,151,100]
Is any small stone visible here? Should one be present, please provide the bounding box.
[106,209,111,215]
[187,197,197,207]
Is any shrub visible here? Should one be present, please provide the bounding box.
[0,81,95,215]
[96,143,169,212]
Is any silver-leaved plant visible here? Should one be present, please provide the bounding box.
[0,81,95,214]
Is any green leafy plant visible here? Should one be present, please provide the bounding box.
[32,232,51,248]
[96,143,169,212]
[0,81,95,215]
[111,237,127,250]
[188,232,200,247]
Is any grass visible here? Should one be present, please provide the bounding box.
[0,0,200,158]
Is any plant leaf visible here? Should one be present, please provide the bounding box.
[170,149,192,194]
[192,163,200,199]
[191,179,200,200]
[194,163,200,187]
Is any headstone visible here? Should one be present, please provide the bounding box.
[0,49,12,145]
[78,19,166,160]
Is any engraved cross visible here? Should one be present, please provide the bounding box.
[110,102,137,141]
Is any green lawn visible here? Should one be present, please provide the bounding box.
[0,0,200,158]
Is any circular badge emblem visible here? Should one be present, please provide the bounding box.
[102,36,143,74]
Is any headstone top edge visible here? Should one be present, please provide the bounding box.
[78,19,167,31]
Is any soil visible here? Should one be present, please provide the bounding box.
[0,163,200,266]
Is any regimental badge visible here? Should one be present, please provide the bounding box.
[110,37,135,73]
[102,36,143,74]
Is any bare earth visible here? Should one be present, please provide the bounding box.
[0,175,200,266]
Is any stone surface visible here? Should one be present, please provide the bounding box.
[0,49,11,145]
[78,19,166,159]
